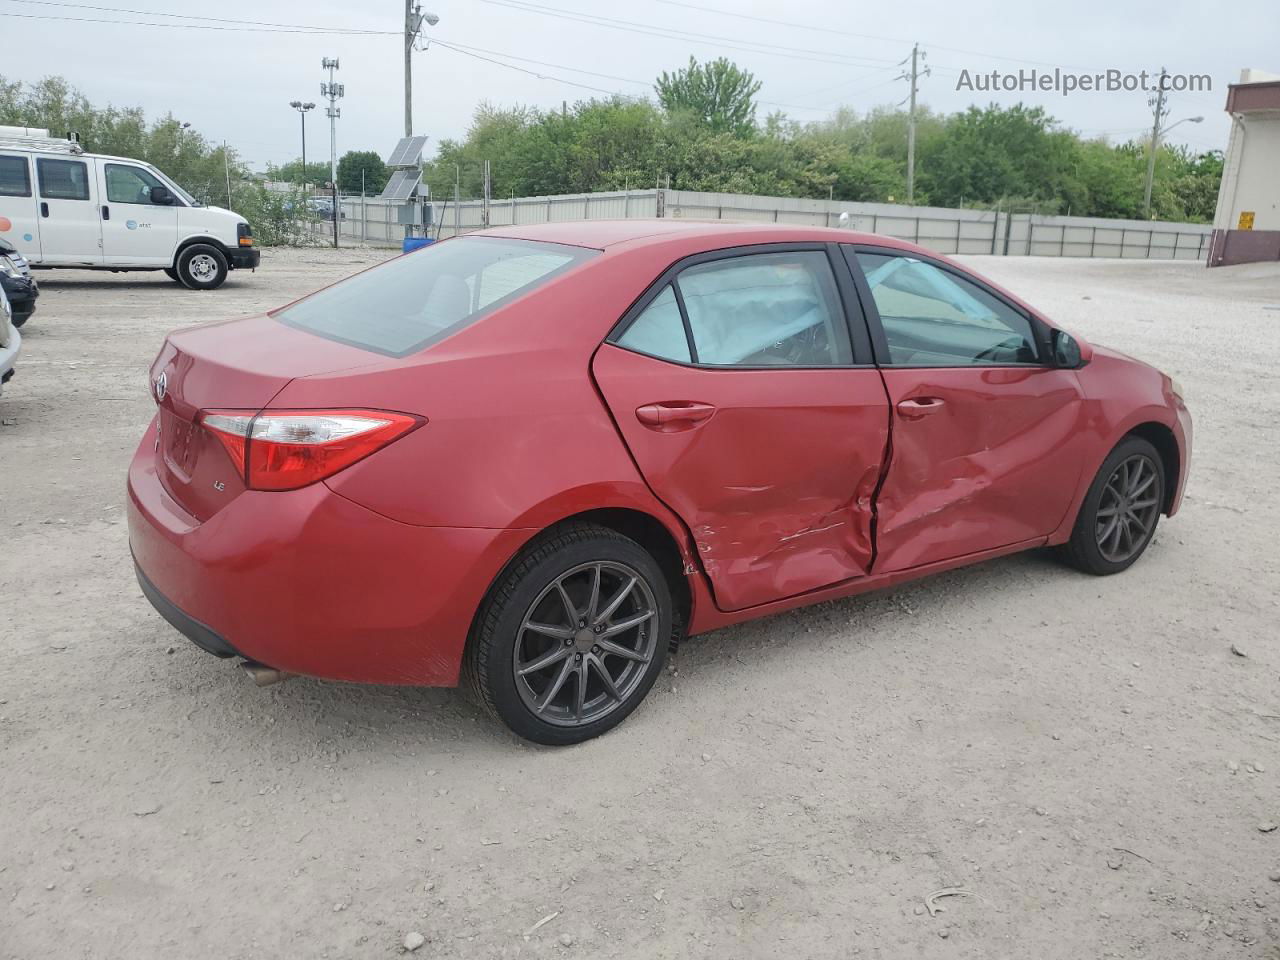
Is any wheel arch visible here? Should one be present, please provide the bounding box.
[468,506,695,659]
[1125,421,1179,513]
[172,236,230,269]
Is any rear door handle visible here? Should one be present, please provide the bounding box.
[636,401,717,427]
[101,205,110,220]
[896,397,946,419]
[40,201,49,218]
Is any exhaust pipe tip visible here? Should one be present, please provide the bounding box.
[239,661,294,687]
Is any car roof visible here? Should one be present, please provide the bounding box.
[478,219,923,254]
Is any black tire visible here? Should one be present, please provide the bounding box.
[163,267,180,283]
[175,244,228,291]
[12,313,28,329]
[1059,436,1165,576]
[465,523,672,745]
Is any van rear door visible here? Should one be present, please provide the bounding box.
[0,153,41,262]
[34,155,103,266]
[98,161,178,266]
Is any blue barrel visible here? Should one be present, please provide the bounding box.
[402,237,434,254]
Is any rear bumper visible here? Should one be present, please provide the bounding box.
[228,247,260,270]
[126,421,531,686]
[134,559,243,659]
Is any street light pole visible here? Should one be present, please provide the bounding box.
[288,100,315,188]
[403,5,440,137]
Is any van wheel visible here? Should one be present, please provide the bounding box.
[163,267,180,283]
[176,245,228,291]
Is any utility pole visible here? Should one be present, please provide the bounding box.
[404,4,440,136]
[897,44,930,205]
[1143,66,1169,220]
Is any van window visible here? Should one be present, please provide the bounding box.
[0,155,31,197]
[105,163,167,205]
[273,236,598,357]
[37,158,91,201]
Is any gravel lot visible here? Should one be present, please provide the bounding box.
[2,246,1278,959]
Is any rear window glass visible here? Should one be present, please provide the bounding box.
[274,236,597,356]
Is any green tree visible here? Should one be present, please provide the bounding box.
[266,159,332,187]
[655,57,761,138]
[336,150,389,194]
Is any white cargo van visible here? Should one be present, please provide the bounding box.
[0,127,259,290]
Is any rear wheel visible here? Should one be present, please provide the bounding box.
[1059,436,1164,575]
[465,523,672,745]
[176,244,228,291]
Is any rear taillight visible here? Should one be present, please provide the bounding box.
[199,409,422,491]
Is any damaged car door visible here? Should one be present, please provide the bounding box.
[593,245,890,612]
[846,247,1088,572]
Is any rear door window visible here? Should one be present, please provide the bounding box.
[36,158,91,201]
[274,236,597,356]
[0,155,31,197]
[678,252,852,366]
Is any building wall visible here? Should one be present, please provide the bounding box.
[1209,72,1280,266]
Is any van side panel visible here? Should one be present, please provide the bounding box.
[34,154,104,266]
[0,153,42,263]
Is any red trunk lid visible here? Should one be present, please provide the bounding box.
[148,315,381,521]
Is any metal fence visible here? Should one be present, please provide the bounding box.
[319,188,1211,261]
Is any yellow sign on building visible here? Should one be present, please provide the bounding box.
[1238,211,1256,230]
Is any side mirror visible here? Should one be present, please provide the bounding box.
[1052,329,1083,368]
[149,185,175,206]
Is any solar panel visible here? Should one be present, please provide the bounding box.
[387,135,428,167]
[380,168,422,201]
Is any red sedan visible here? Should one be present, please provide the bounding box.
[128,221,1191,744]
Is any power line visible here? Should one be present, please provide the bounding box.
[0,0,392,32]
[479,0,902,68]
[0,9,397,34]
[639,0,1113,72]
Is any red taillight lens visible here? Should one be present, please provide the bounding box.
[199,409,422,491]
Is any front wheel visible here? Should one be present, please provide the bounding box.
[176,244,228,291]
[163,267,181,283]
[1059,436,1165,575]
[465,524,672,745]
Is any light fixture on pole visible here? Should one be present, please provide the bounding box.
[288,100,316,188]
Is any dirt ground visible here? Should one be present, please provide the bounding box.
[2,246,1278,959]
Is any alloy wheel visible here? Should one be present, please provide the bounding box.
[513,561,658,728]
[1094,454,1161,563]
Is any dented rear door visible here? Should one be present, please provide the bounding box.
[592,245,889,613]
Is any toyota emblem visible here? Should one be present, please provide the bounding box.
[154,371,167,402]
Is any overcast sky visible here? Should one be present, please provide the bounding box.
[3,0,1272,172]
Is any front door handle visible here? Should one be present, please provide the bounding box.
[896,396,946,419]
[101,205,110,220]
[636,401,717,427]
[40,201,49,218]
